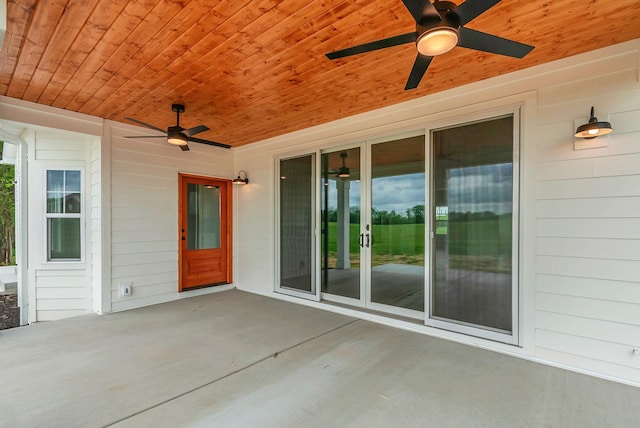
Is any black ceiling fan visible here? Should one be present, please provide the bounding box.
[326,0,534,90]
[125,104,230,150]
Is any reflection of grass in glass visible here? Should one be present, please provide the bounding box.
[324,219,511,272]
[448,216,512,256]
[325,223,425,267]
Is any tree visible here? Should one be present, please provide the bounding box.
[0,159,15,266]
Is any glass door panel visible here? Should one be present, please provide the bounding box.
[370,136,425,312]
[279,155,315,295]
[187,184,220,250]
[431,116,514,333]
[321,148,361,300]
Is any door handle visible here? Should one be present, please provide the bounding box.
[181,236,185,241]
[359,233,364,248]
[365,233,370,248]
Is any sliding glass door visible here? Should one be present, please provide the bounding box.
[277,154,318,300]
[369,137,425,316]
[428,114,518,343]
[279,110,519,342]
[321,147,362,302]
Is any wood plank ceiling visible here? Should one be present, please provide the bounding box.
[1,0,640,148]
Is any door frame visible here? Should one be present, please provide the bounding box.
[178,172,232,292]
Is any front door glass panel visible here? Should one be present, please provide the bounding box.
[187,184,221,250]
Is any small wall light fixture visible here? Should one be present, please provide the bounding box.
[575,106,613,139]
[233,170,249,185]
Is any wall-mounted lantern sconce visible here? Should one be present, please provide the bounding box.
[233,170,249,185]
[575,106,613,139]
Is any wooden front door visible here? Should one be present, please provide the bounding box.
[178,173,232,291]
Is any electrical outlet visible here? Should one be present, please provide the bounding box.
[119,282,132,297]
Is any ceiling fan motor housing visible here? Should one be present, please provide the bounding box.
[416,1,461,39]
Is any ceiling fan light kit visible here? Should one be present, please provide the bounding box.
[167,127,188,146]
[326,0,535,90]
[416,27,459,56]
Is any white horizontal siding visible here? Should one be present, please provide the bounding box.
[536,274,640,304]
[536,292,639,326]
[34,270,91,320]
[534,57,640,383]
[536,311,639,347]
[537,175,640,199]
[108,121,234,312]
[536,330,640,371]
[537,237,640,261]
[537,256,640,282]
[537,218,640,239]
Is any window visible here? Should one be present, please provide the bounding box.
[46,170,82,261]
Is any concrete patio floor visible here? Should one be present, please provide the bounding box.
[1,289,639,427]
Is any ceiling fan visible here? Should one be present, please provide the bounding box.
[326,0,535,90]
[125,104,230,150]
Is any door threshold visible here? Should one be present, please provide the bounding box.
[322,299,424,325]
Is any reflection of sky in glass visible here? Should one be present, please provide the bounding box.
[448,163,512,214]
[327,164,511,215]
[328,173,425,213]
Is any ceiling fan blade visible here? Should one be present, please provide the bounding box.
[458,27,534,58]
[189,136,232,149]
[125,117,167,134]
[402,0,440,23]
[185,125,209,137]
[404,54,433,90]
[124,135,166,139]
[179,144,190,151]
[326,32,417,59]
[454,0,501,26]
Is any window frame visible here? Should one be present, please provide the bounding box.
[44,167,85,264]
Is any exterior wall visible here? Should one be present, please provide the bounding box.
[233,39,640,385]
[0,98,234,320]
[107,120,234,312]
[534,68,640,382]
[24,128,98,321]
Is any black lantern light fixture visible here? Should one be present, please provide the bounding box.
[233,170,249,185]
[575,106,613,139]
